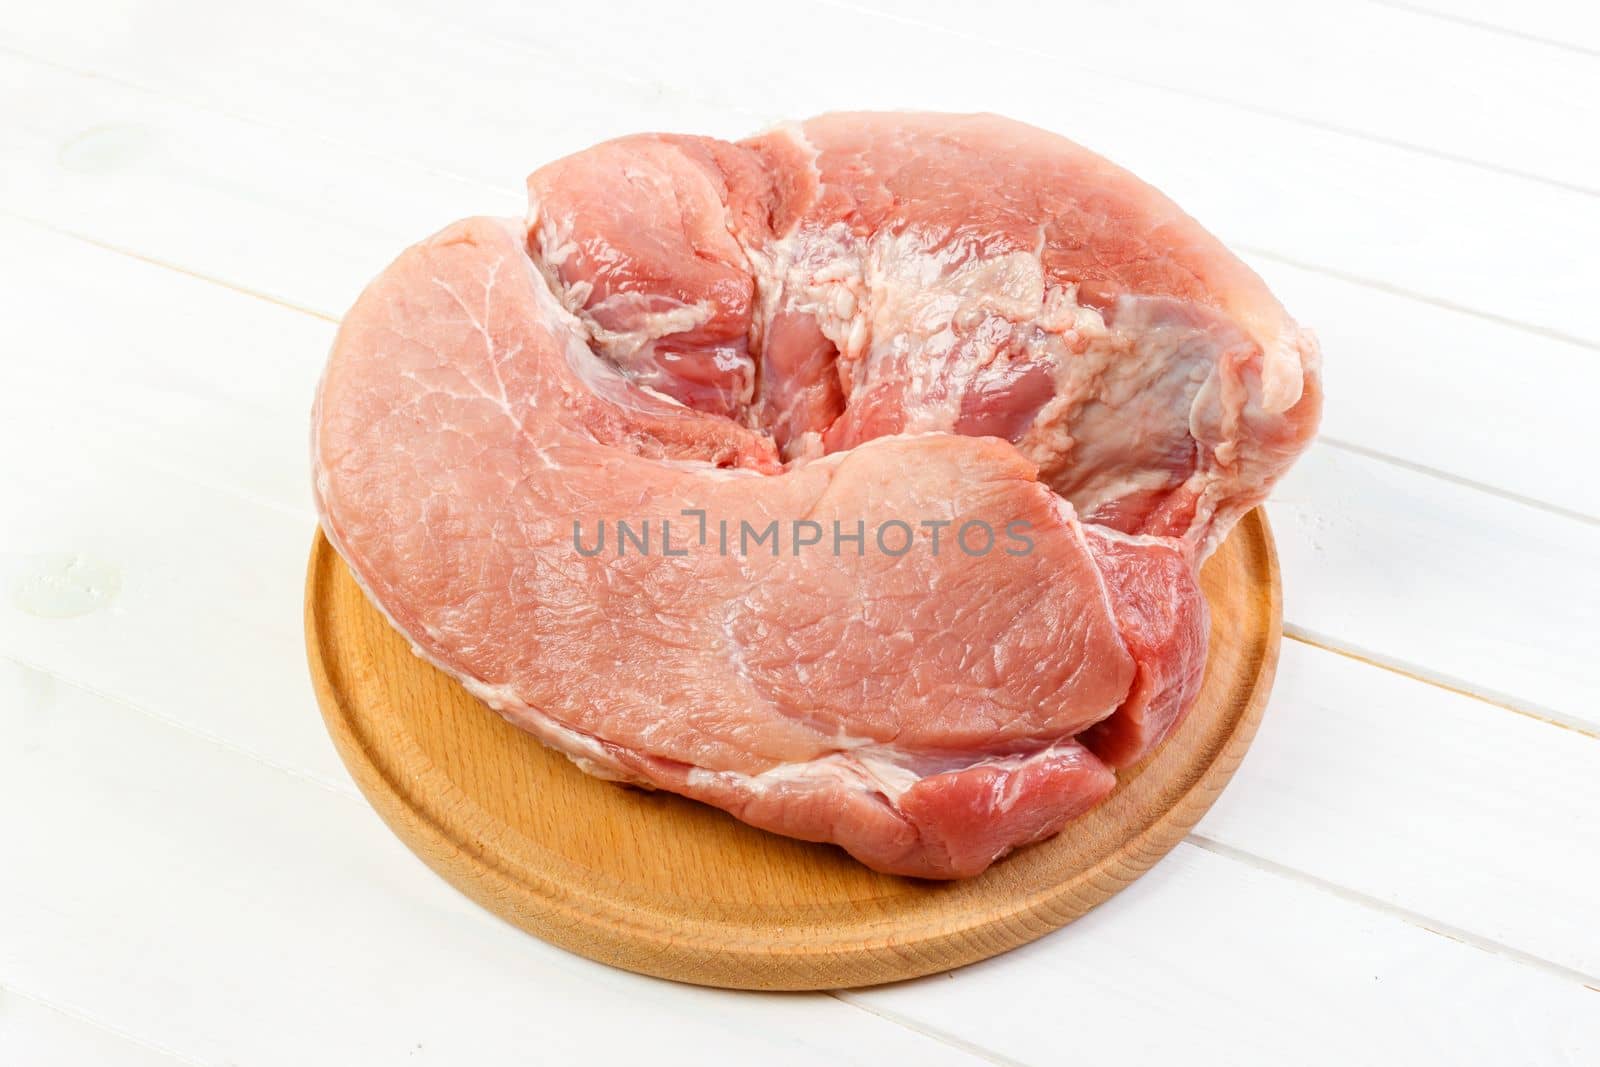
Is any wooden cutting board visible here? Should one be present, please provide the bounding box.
[304,510,1280,990]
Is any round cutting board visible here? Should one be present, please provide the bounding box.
[304,510,1280,990]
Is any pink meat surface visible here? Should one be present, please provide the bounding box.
[313,113,1320,879]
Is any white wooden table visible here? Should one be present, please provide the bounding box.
[3,2,1597,1063]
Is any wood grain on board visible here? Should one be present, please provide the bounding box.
[303,511,1281,990]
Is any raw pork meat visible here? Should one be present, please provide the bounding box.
[313,113,1320,879]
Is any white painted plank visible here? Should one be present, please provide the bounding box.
[8,0,1600,345]
[0,989,188,1067]
[2,0,747,191]
[0,417,346,790]
[0,220,332,520]
[1244,252,1600,518]
[1382,0,1600,54]
[847,838,1600,1066]
[1199,640,1600,976]
[0,225,339,782]
[0,52,518,318]
[1267,446,1600,727]
[4,52,1598,525]
[829,0,1600,192]
[0,661,982,1067]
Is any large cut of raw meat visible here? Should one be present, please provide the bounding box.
[313,113,1321,879]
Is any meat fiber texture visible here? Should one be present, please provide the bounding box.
[312,113,1321,879]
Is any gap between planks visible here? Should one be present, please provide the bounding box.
[0,981,209,1067]
[1282,625,1600,743]
[1372,0,1600,61]
[0,654,358,802]
[0,208,337,323]
[808,0,1600,199]
[1236,244,1600,353]
[1317,437,1600,529]
[827,993,1030,1067]
[1183,836,1600,990]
